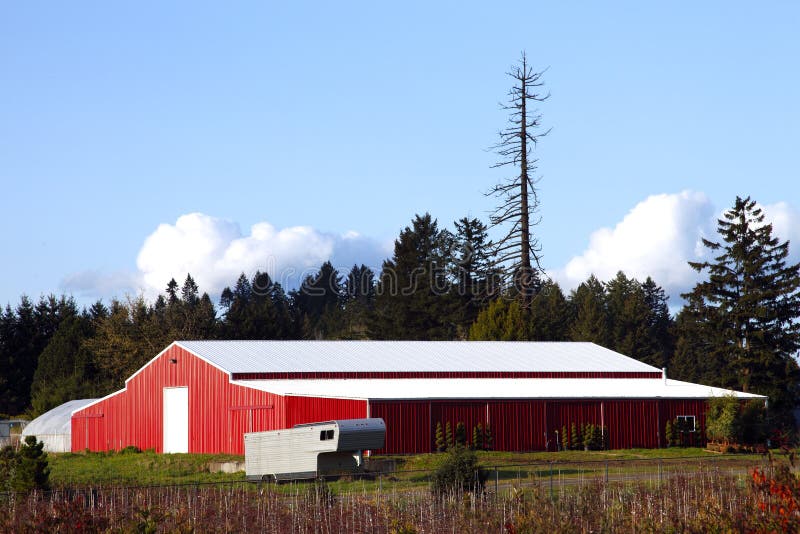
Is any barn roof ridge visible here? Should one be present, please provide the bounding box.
[172,340,662,375]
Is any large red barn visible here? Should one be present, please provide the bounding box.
[70,341,763,454]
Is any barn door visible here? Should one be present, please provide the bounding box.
[163,387,189,453]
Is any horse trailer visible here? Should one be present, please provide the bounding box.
[244,418,386,481]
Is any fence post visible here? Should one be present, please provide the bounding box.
[549,461,554,500]
[605,460,609,484]
[659,458,663,483]
[495,466,499,496]
[379,473,382,493]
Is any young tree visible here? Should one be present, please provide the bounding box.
[487,52,550,307]
[677,196,800,428]
[468,298,528,341]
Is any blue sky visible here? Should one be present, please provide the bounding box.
[1,2,798,309]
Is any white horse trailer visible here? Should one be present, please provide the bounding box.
[244,418,386,481]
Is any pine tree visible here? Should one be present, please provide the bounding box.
[569,275,609,346]
[445,421,454,450]
[435,422,446,452]
[452,217,498,335]
[677,196,800,428]
[484,423,493,451]
[371,214,457,339]
[487,52,549,307]
[529,281,571,340]
[30,314,98,416]
[468,298,529,340]
[455,422,467,447]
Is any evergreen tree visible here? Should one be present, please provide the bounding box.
[676,196,800,428]
[641,277,675,369]
[293,261,343,338]
[569,275,609,346]
[454,422,467,447]
[529,280,571,341]
[30,314,99,416]
[435,422,446,452]
[371,214,457,339]
[13,436,50,492]
[445,421,453,449]
[0,294,78,414]
[338,264,376,339]
[468,298,529,340]
[452,217,498,335]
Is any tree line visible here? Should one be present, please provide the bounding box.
[0,196,797,432]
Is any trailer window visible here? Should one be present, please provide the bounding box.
[319,429,335,441]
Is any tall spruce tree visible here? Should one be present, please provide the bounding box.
[371,214,457,339]
[529,280,571,341]
[569,275,609,346]
[487,52,549,307]
[676,196,800,428]
[452,217,498,336]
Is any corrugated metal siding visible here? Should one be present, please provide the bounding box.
[233,371,662,380]
[284,396,367,428]
[369,398,712,454]
[72,346,288,454]
[370,401,430,454]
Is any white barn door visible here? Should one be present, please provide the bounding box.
[163,387,189,453]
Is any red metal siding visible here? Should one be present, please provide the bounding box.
[368,398,712,454]
[233,371,662,380]
[69,343,713,455]
[369,400,431,454]
[284,396,367,428]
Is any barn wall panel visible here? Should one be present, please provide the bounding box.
[72,345,288,454]
[284,396,367,428]
[369,401,430,454]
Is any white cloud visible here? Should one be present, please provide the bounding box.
[554,191,716,300]
[761,201,800,265]
[554,192,800,304]
[64,213,391,301]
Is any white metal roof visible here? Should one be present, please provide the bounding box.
[231,378,766,401]
[176,341,660,374]
[23,399,99,437]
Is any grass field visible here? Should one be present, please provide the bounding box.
[47,446,768,489]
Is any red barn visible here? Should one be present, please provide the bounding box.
[71,341,763,454]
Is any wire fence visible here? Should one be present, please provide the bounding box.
[1,453,778,499]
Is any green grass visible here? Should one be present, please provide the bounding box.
[46,446,773,490]
[387,446,755,473]
[48,449,244,486]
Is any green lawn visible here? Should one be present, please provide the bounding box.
[46,446,770,489]
[48,449,244,486]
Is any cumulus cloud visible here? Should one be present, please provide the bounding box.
[554,191,800,303]
[555,191,716,297]
[761,201,800,264]
[64,213,391,301]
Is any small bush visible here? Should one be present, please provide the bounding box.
[0,436,50,493]
[430,445,482,495]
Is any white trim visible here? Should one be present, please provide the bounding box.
[70,388,125,416]
[125,341,234,385]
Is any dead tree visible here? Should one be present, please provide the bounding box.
[487,52,549,308]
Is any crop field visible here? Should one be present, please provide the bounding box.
[2,449,796,532]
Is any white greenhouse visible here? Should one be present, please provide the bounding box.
[22,399,98,452]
